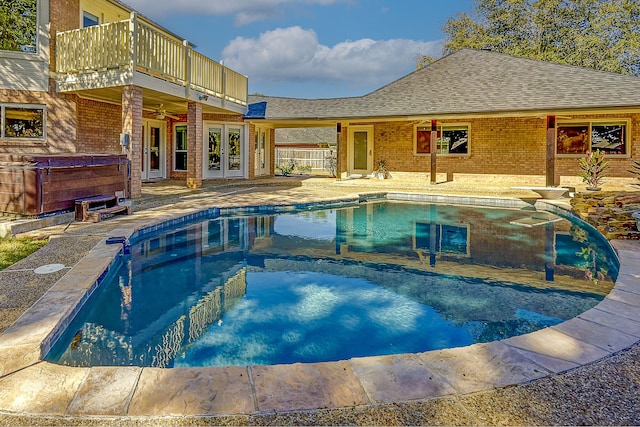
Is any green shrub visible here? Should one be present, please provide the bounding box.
[276,159,297,176]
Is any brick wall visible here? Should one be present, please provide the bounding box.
[359,114,640,180]
[76,98,122,152]
[0,87,77,153]
[202,113,244,122]
[49,0,80,72]
[122,85,143,197]
[269,128,276,177]
[373,117,547,175]
[186,102,203,188]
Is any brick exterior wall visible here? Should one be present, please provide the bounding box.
[186,102,203,188]
[269,128,276,177]
[0,87,77,153]
[339,113,640,182]
[49,0,80,72]
[122,85,143,197]
[76,98,122,153]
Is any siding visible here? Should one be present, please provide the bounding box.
[0,57,48,91]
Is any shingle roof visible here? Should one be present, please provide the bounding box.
[248,49,640,121]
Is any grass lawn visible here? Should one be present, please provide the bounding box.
[0,237,48,271]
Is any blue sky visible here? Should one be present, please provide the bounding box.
[126,0,475,98]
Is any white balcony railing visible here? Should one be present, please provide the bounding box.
[56,15,247,106]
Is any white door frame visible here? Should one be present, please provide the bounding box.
[254,126,270,177]
[347,125,373,176]
[203,122,248,179]
[142,119,166,180]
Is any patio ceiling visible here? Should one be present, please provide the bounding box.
[71,86,242,118]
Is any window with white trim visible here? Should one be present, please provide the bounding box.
[174,125,187,171]
[556,121,628,156]
[82,11,99,27]
[415,124,469,155]
[1,104,45,140]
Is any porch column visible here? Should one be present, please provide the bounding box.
[546,115,557,186]
[430,120,437,184]
[122,85,143,198]
[337,123,346,178]
[187,101,203,189]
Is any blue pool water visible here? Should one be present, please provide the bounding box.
[46,200,618,367]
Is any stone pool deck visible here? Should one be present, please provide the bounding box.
[0,176,639,426]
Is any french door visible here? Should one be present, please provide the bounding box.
[142,119,166,180]
[204,123,246,178]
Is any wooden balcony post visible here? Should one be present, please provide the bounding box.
[129,12,138,71]
[221,61,226,108]
[184,39,191,98]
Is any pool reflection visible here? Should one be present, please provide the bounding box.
[46,202,618,367]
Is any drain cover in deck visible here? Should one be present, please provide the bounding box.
[34,264,65,275]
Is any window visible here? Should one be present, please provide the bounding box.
[0,0,37,53]
[1,104,45,140]
[82,11,99,27]
[415,124,469,155]
[174,125,187,171]
[557,121,628,156]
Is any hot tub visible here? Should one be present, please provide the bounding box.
[0,153,128,216]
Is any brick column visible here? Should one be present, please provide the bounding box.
[122,85,143,198]
[187,101,203,188]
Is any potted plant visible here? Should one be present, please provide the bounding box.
[375,159,389,179]
[578,150,609,191]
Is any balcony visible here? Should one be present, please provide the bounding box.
[55,15,248,113]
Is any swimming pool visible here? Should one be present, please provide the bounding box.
[46,199,618,368]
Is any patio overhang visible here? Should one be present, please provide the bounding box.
[59,79,247,118]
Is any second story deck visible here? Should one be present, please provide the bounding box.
[55,13,248,115]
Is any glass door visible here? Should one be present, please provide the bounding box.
[226,127,243,178]
[206,126,222,178]
[142,120,165,180]
[204,123,246,179]
[348,126,373,176]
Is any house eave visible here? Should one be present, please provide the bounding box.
[249,104,640,127]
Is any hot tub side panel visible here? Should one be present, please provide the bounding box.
[0,154,128,215]
[0,166,41,216]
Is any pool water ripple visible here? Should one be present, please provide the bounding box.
[45,199,618,368]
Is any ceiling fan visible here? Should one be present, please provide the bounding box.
[146,104,180,120]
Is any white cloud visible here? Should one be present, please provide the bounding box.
[222,27,442,92]
[127,0,351,25]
